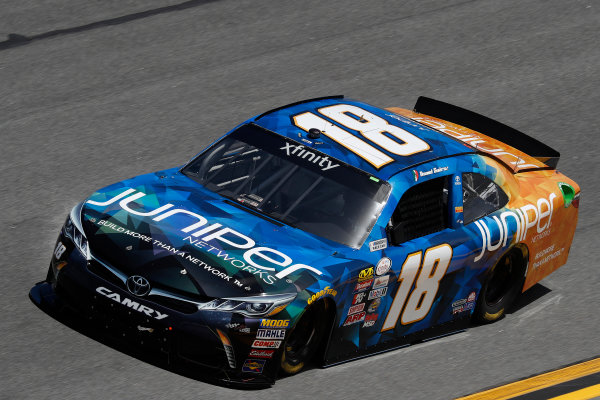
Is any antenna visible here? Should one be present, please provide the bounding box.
[513,156,523,172]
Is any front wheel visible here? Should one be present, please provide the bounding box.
[474,249,526,323]
[280,301,330,375]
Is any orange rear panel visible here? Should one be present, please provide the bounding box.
[386,107,550,172]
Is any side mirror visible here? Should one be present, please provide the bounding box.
[386,223,405,246]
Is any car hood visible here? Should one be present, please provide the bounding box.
[81,169,343,298]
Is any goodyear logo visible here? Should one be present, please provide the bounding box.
[260,319,290,328]
[358,267,374,282]
[307,286,337,305]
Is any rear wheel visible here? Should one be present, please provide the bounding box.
[280,301,330,375]
[474,249,526,323]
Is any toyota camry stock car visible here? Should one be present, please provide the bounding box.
[30,96,580,386]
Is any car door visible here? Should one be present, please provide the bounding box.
[325,157,514,360]
[379,166,478,340]
[380,156,515,339]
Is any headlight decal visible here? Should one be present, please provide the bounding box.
[63,203,91,260]
[198,293,296,317]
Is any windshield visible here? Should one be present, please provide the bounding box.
[182,124,391,248]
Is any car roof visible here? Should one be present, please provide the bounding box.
[252,96,475,180]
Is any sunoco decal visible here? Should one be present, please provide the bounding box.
[242,359,266,373]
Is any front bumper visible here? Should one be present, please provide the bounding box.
[29,234,280,387]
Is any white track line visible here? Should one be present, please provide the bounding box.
[515,294,563,326]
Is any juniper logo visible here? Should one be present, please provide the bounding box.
[474,192,557,262]
[86,188,324,281]
[279,142,339,171]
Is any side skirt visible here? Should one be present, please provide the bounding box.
[323,317,470,367]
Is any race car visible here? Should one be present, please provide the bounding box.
[30,95,580,387]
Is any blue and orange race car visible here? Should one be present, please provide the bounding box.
[30,96,580,386]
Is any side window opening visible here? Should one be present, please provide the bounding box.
[388,176,449,245]
[462,172,508,224]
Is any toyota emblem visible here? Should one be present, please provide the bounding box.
[126,275,151,296]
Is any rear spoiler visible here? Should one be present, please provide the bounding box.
[414,97,560,169]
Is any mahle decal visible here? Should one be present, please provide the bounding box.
[256,329,286,340]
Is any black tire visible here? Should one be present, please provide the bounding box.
[46,264,56,283]
[474,249,526,323]
[280,301,330,375]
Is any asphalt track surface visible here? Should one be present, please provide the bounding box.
[1,0,599,399]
